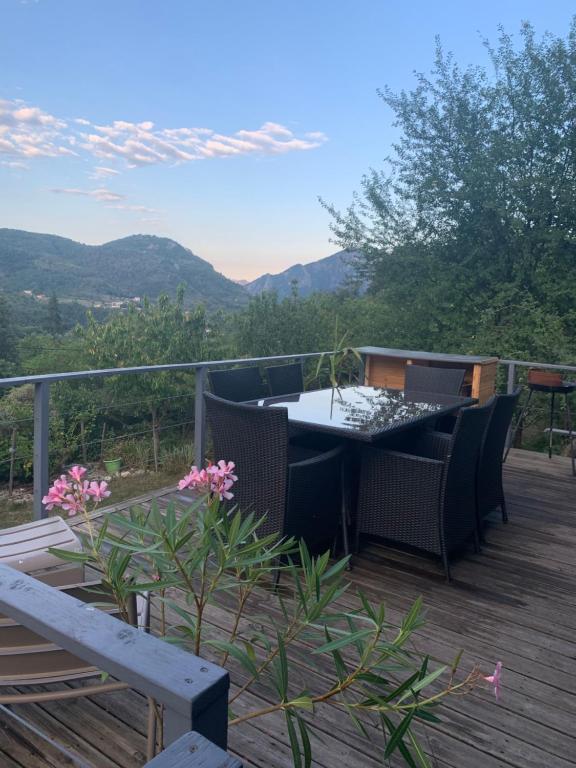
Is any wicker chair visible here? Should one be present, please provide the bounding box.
[404,364,465,396]
[266,362,304,397]
[477,389,521,529]
[208,366,268,402]
[204,393,345,554]
[356,401,494,580]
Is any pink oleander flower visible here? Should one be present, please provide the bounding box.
[68,465,87,483]
[86,480,111,502]
[484,662,502,701]
[178,459,237,501]
[42,466,111,517]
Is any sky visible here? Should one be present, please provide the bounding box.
[0,1,574,280]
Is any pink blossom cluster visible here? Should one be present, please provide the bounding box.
[42,466,111,517]
[178,459,238,501]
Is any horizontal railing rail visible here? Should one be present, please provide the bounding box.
[0,351,333,519]
[0,562,233,762]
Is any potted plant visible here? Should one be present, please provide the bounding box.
[103,457,122,475]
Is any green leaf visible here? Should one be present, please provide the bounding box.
[312,628,373,655]
[285,713,302,768]
[384,710,415,759]
[295,714,312,768]
[47,547,90,563]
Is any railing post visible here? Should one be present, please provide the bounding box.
[506,362,516,394]
[504,362,517,456]
[358,353,366,385]
[33,381,50,520]
[194,367,208,468]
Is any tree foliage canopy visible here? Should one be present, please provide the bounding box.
[325,21,576,360]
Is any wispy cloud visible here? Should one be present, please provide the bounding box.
[50,187,125,202]
[90,165,121,179]
[0,98,71,159]
[0,98,327,173]
[81,119,327,167]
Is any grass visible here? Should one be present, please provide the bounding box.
[0,468,185,529]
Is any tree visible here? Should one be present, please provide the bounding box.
[46,293,63,336]
[324,21,576,361]
[0,293,17,363]
[79,287,210,471]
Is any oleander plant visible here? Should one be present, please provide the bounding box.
[47,462,501,768]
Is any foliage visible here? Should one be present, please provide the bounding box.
[0,293,17,364]
[50,469,492,768]
[323,21,576,362]
[46,294,63,336]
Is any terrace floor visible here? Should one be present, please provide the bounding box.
[1,448,575,768]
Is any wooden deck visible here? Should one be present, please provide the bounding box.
[1,448,575,768]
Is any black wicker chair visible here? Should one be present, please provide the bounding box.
[477,389,521,529]
[404,365,465,396]
[204,393,345,556]
[266,362,304,397]
[356,401,494,580]
[208,366,268,402]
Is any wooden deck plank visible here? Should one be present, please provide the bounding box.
[0,448,574,767]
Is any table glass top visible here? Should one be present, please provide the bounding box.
[259,386,472,439]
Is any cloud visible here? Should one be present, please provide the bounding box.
[80,119,327,167]
[0,98,327,171]
[91,165,121,179]
[50,187,125,202]
[107,203,159,214]
[0,99,68,159]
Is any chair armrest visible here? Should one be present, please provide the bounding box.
[289,444,344,470]
[416,431,452,462]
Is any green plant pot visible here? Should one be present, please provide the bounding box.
[103,458,122,475]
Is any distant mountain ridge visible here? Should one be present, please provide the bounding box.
[246,250,360,298]
[0,229,247,310]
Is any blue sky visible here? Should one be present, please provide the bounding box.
[0,1,573,279]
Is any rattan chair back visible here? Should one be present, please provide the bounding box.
[404,364,465,396]
[204,393,288,537]
[266,363,304,397]
[208,366,268,402]
[477,389,521,522]
[441,401,494,552]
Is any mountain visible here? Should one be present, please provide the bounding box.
[246,250,361,298]
[0,229,248,310]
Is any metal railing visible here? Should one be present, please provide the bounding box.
[0,562,239,766]
[501,358,576,394]
[2,349,575,519]
[0,352,330,519]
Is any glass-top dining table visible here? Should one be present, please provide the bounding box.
[257,385,476,442]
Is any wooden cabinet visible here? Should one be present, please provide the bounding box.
[358,347,499,405]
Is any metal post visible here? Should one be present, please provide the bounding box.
[194,367,208,468]
[33,381,50,520]
[503,362,516,456]
[506,362,516,394]
[358,353,366,386]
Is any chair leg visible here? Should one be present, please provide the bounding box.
[564,393,576,477]
[501,498,508,523]
[548,391,556,459]
[505,389,532,460]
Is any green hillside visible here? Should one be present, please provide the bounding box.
[0,229,248,310]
